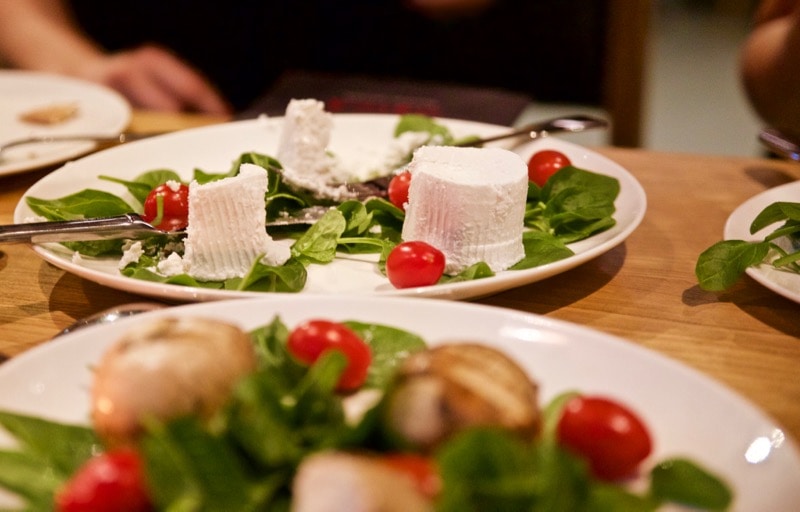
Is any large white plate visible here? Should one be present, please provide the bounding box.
[14,115,646,302]
[0,70,131,176]
[0,296,797,510]
[724,181,800,304]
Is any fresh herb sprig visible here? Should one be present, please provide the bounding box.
[696,201,800,291]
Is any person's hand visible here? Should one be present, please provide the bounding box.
[79,44,231,115]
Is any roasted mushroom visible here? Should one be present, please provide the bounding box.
[90,316,256,446]
[383,343,540,452]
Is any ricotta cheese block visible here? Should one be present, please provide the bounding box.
[401,145,527,274]
[276,98,357,200]
[182,163,290,281]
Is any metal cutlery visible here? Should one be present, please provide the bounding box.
[0,132,162,160]
[0,207,331,244]
[350,113,609,193]
[759,128,800,161]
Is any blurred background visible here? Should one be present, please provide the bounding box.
[645,0,762,156]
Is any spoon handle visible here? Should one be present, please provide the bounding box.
[0,213,163,244]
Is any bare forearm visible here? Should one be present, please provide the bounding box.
[0,0,103,74]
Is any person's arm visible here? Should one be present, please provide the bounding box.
[741,0,800,137]
[0,0,231,115]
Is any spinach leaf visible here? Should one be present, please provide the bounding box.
[26,189,134,220]
[510,231,575,270]
[650,458,732,510]
[531,166,620,242]
[695,240,771,291]
[100,169,183,205]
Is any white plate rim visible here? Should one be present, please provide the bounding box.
[723,180,800,303]
[0,295,797,511]
[0,70,131,176]
[13,114,646,302]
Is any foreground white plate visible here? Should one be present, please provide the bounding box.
[724,181,800,304]
[15,114,646,302]
[0,70,131,176]
[0,296,797,510]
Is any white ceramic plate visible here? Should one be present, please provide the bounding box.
[724,181,800,304]
[0,296,797,510]
[0,70,131,176]
[14,115,646,302]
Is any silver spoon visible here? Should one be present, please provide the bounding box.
[0,206,333,244]
[56,302,168,338]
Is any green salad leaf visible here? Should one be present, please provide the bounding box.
[696,200,800,291]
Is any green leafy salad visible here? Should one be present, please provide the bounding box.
[696,201,800,291]
[0,314,732,511]
[24,115,621,293]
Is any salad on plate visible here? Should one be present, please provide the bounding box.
[21,99,621,296]
[0,310,732,511]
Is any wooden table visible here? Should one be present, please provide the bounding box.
[2,110,799,446]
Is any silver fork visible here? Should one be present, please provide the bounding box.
[0,207,331,244]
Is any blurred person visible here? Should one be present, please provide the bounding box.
[741,0,800,138]
[0,0,609,116]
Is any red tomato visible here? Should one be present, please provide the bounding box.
[556,395,653,480]
[385,241,446,289]
[388,171,412,211]
[527,149,571,186]
[142,182,190,231]
[56,449,152,512]
[287,319,372,391]
[382,454,441,498]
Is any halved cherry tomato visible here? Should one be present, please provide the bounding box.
[527,149,571,186]
[382,454,441,498]
[56,449,152,512]
[388,170,412,211]
[556,395,652,481]
[386,241,446,289]
[142,182,190,231]
[287,319,372,391]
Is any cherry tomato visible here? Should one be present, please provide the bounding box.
[385,241,446,289]
[527,149,571,186]
[142,182,190,231]
[388,170,412,211]
[56,449,152,512]
[556,395,652,481]
[287,319,372,391]
[382,454,441,498]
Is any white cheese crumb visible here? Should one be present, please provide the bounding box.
[165,180,181,192]
[156,252,186,276]
[118,241,144,269]
[71,252,83,265]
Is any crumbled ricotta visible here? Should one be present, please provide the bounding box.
[401,145,528,273]
[118,241,144,269]
[156,252,186,277]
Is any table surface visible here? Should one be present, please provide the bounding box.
[2,110,799,447]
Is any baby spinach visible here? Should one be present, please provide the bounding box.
[696,201,800,291]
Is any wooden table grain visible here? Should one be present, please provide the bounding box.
[1,111,799,445]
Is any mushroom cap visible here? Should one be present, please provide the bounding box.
[384,343,540,452]
[91,316,256,446]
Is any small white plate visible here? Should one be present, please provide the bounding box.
[0,70,131,176]
[0,296,797,510]
[724,181,800,304]
[15,115,646,302]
